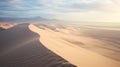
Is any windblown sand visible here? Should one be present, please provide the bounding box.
[30,23,120,67]
[0,23,120,67]
[0,23,76,67]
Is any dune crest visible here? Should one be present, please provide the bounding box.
[29,24,120,67]
[0,23,76,67]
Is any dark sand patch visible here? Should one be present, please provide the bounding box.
[0,23,76,67]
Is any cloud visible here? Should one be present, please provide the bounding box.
[35,0,120,13]
[0,0,120,22]
[1,0,120,13]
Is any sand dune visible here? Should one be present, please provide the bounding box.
[0,22,16,29]
[0,23,120,67]
[34,23,120,61]
[78,27,120,61]
[29,24,120,67]
[0,23,76,67]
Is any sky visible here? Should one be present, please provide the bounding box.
[0,0,120,22]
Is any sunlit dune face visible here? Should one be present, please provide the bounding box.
[29,23,120,67]
[0,23,16,29]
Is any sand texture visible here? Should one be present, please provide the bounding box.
[29,23,120,67]
[0,23,76,67]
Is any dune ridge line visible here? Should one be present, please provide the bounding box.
[0,23,76,67]
[29,24,120,67]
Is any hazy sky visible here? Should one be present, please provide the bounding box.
[0,0,120,22]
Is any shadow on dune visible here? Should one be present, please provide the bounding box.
[0,23,76,67]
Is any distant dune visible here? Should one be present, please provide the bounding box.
[0,23,120,67]
[0,22,15,32]
[79,27,120,61]
[0,22,16,29]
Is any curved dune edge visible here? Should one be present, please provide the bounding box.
[29,24,120,67]
[0,24,76,67]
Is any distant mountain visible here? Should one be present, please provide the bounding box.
[0,16,57,22]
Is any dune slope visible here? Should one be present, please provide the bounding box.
[0,23,76,67]
[29,24,120,67]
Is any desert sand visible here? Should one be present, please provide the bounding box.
[0,23,76,67]
[0,23,120,67]
[29,23,120,67]
[77,27,120,61]
[0,22,16,29]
